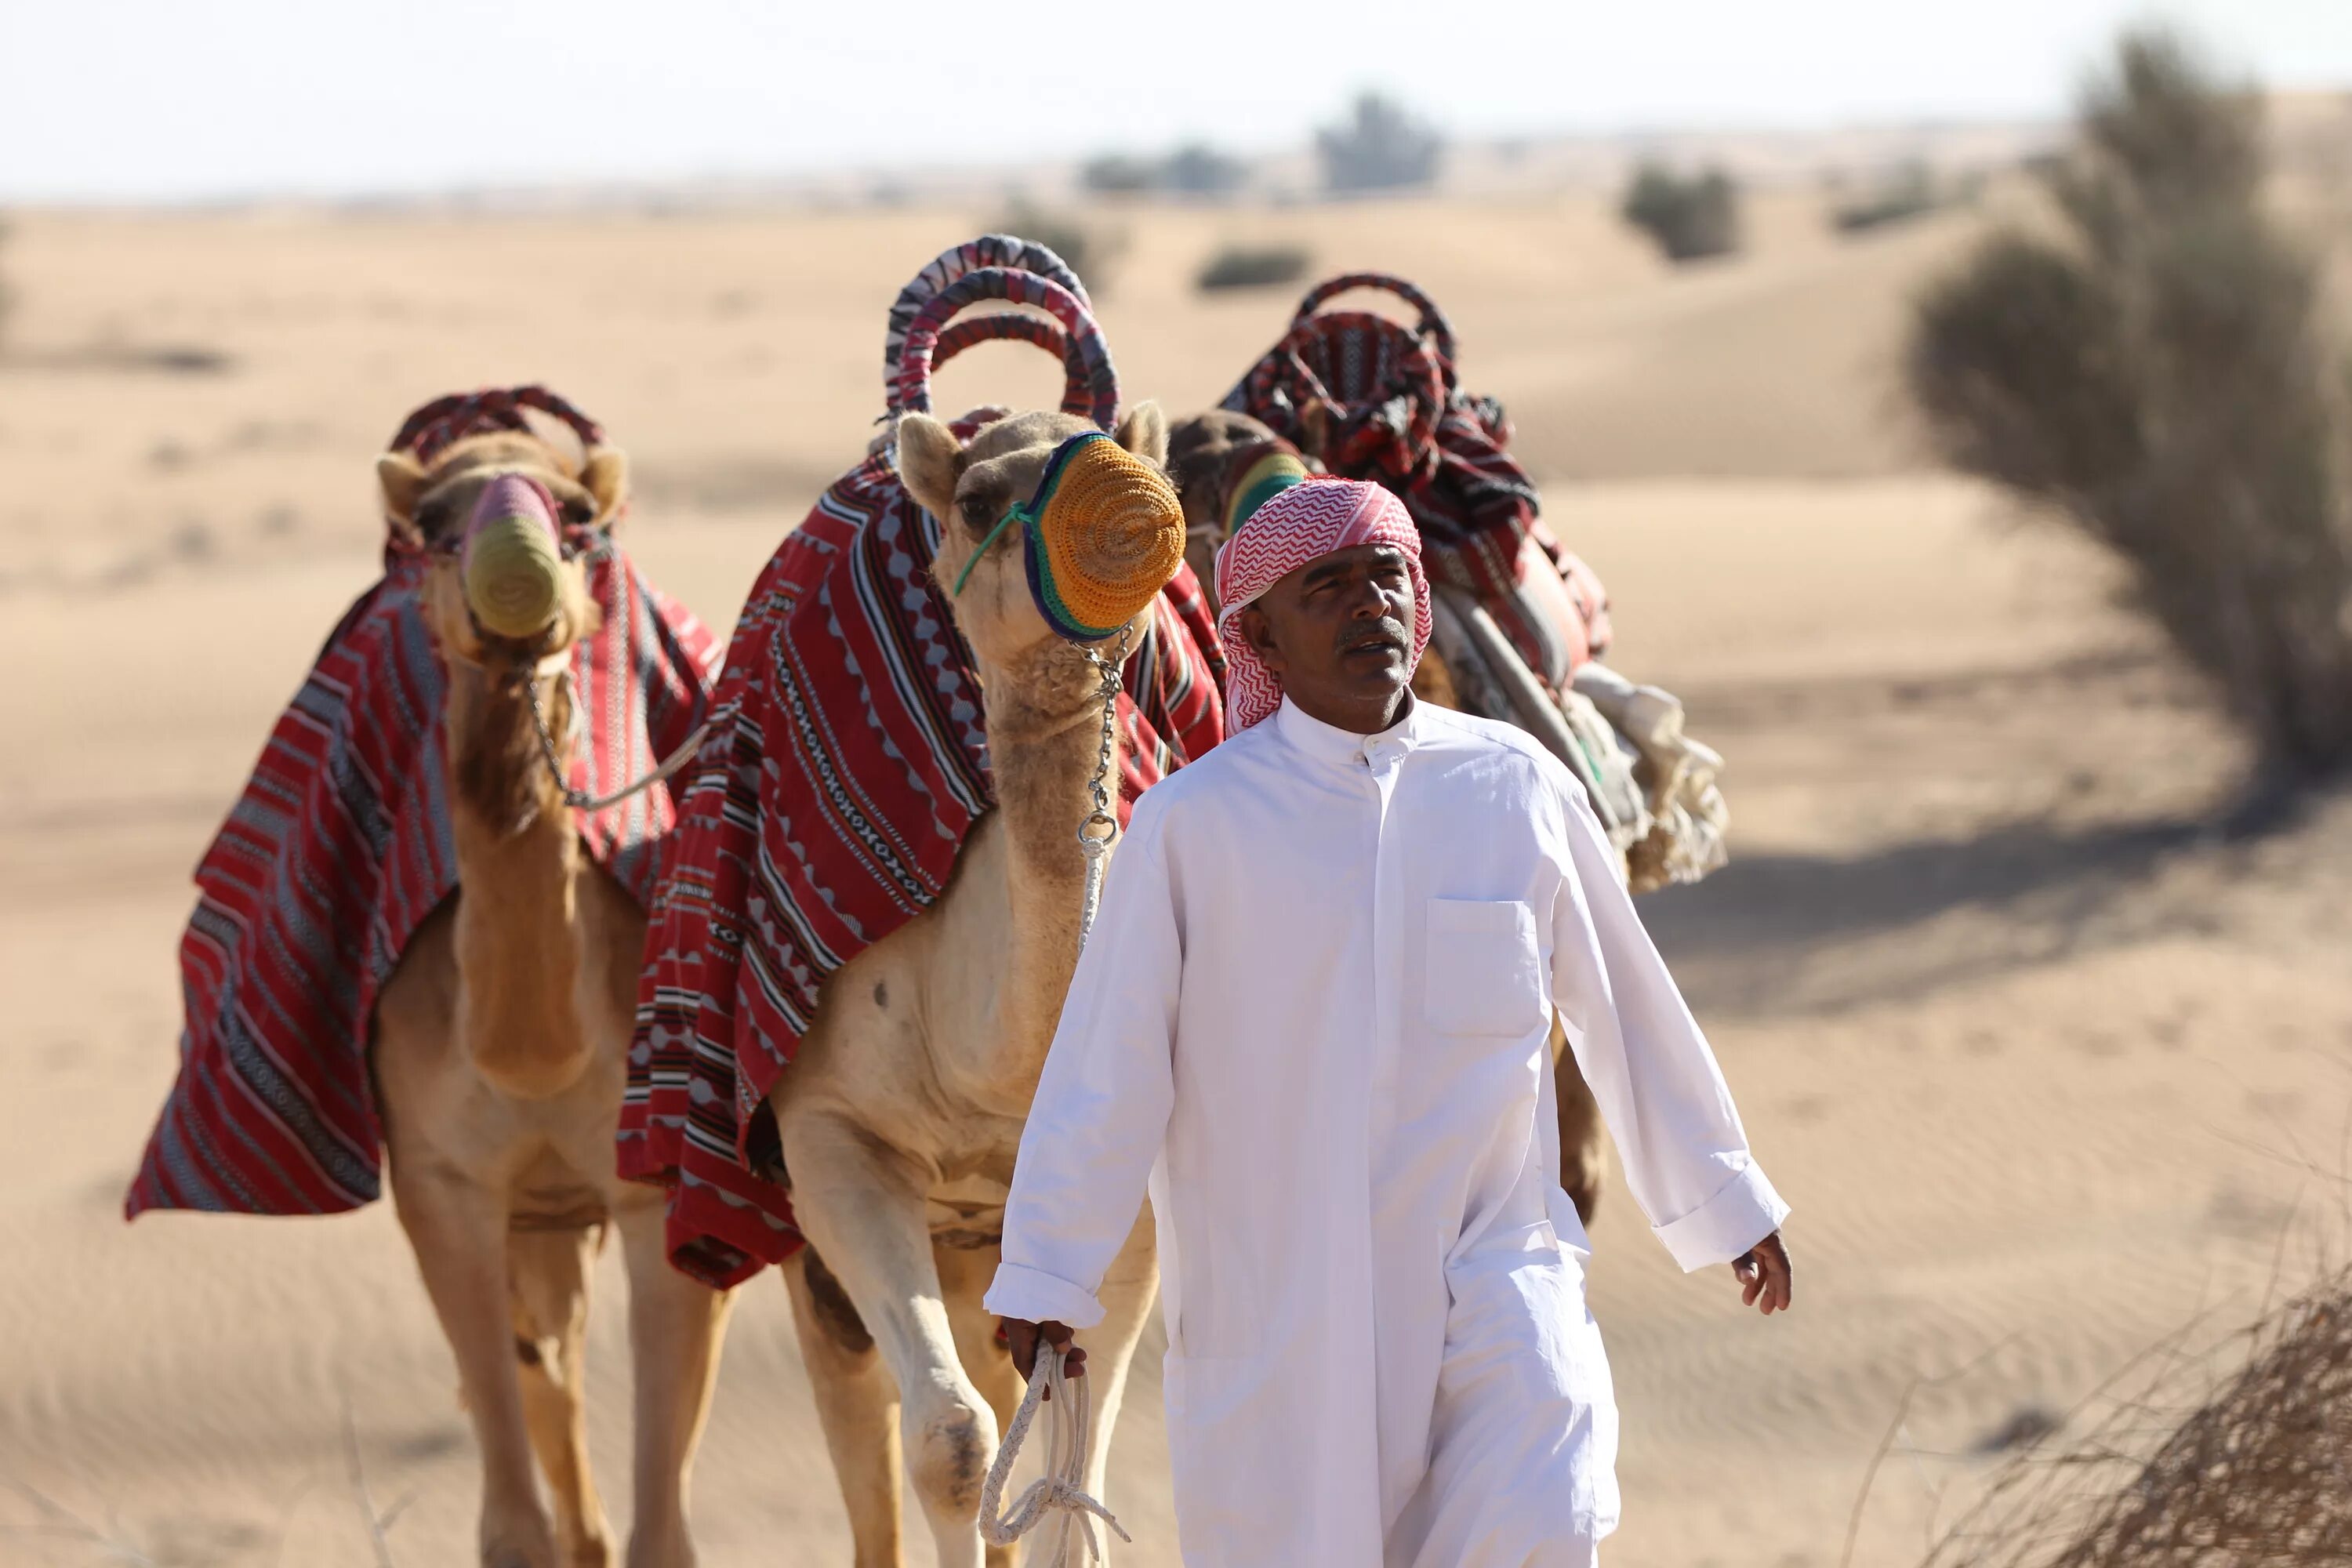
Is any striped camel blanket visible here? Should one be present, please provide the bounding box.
[619,419,1225,1288]
[126,542,719,1218]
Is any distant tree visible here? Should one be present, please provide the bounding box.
[1080,154,1160,196]
[1163,143,1247,198]
[1196,244,1312,292]
[1907,29,2352,783]
[1316,93,1443,194]
[1620,163,1741,263]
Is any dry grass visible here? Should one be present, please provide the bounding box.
[1924,1264,2352,1567]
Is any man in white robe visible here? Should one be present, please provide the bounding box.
[985,478,1793,1566]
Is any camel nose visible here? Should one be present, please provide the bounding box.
[1029,434,1185,643]
[461,474,565,639]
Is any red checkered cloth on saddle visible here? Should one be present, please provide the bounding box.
[619,416,1226,1289]
[1221,274,1613,685]
[125,390,720,1219]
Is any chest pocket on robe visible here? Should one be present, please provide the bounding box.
[1424,898,1547,1037]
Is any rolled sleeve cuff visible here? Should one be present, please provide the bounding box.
[982,1261,1106,1330]
[1653,1161,1790,1273]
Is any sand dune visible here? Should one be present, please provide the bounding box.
[4,194,2348,1566]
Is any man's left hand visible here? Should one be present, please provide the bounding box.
[1732,1232,1793,1315]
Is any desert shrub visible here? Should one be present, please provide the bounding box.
[1922,1265,2352,1566]
[991,202,1121,296]
[1907,28,2352,782]
[1833,161,1946,234]
[1196,245,1312,293]
[1621,163,1741,263]
[1316,93,1443,195]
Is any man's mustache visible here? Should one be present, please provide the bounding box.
[1338,618,1410,656]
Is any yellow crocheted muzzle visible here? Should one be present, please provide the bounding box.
[460,474,566,639]
[956,430,1185,643]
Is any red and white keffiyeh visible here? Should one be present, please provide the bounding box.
[1213,478,1433,731]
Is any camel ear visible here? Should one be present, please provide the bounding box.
[581,446,629,524]
[894,414,967,522]
[377,451,431,549]
[377,451,430,524]
[1114,401,1170,470]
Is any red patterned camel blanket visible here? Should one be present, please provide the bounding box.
[619,238,1225,1288]
[126,390,719,1218]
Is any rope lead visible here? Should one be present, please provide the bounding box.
[978,1351,1132,1563]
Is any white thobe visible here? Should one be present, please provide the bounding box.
[984,698,1788,1567]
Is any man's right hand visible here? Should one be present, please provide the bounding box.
[1003,1319,1087,1399]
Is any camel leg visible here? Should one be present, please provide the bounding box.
[1552,1021,1606,1226]
[1073,1210,1158,1563]
[392,1163,560,1568]
[782,1110,995,1568]
[615,1200,734,1568]
[510,1225,615,1568]
[784,1247,906,1568]
[937,1244,1025,1568]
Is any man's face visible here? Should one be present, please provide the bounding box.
[1238,543,1417,724]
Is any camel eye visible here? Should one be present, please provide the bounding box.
[960,495,998,534]
[414,497,456,547]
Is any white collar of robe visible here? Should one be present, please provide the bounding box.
[1273,695,1423,769]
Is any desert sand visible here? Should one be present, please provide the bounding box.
[4,191,2349,1566]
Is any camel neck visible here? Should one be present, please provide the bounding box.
[441,662,593,1098]
[977,638,1119,1075]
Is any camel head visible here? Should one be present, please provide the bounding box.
[377,430,624,678]
[1165,409,1308,617]
[896,404,1179,680]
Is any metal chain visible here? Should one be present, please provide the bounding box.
[1074,624,1132,952]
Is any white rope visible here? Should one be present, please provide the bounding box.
[978,1350,1131,1563]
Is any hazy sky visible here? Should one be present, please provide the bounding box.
[4,0,2349,202]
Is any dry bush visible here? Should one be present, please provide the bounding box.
[1196,244,1312,293]
[1622,163,1742,263]
[1922,1265,2352,1566]
[1835,162,1967,235]
[989,203,1123,296]
[1907,29,2352,784]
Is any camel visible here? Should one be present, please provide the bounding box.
[369,429,734,1568]
[1167,408,1608,1221]
[766,404,1175,1568]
